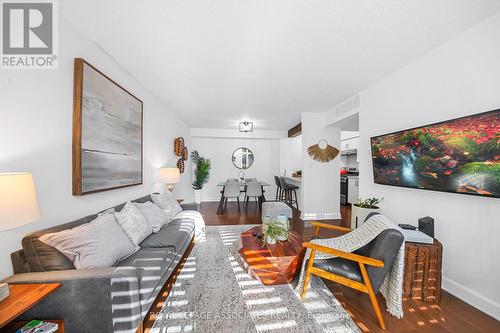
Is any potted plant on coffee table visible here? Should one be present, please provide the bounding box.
[191,150,211,204]
[262,223,289,245]
[351,197,383,229]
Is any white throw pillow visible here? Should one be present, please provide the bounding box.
[152,193,182,222]
[39,214,138,269]
[133,201,169,233]
[114,201,153,245]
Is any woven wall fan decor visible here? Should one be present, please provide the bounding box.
[177,158,185,174]
[174,137,185,157]
[182,147,188,161]
[307,139,339,163]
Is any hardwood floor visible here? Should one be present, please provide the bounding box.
[200,201,500,333]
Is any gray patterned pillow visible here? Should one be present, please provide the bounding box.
[114,201,153,245]
[151,193,182,222]
[39,213,138,269]
[133,201,168,233]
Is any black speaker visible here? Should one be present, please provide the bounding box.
[418,216,434,238]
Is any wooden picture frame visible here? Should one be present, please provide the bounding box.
[73,58,143,195]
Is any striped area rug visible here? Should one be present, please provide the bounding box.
[152,225,360,333]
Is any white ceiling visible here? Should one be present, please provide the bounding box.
[61,1,500,130]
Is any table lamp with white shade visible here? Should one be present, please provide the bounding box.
[0,172,40,301]
[159,167,180,192]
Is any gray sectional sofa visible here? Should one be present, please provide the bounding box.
[3,195,201,333]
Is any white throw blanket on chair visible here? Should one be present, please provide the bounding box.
[296,214,405,318]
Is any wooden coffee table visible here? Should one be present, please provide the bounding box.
[238,226,305,285]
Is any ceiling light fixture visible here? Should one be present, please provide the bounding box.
[239,121,253,133]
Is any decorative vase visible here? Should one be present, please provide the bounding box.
[266,236,277,245]
[275,214,288,228]
[276,233,288,242]
[194,189,203,204]
[351,205,379,229]
[262,215,272,226]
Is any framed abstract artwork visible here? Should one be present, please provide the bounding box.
[72,58,143,195]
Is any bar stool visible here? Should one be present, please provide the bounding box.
[274,176,284,201]
[280,177,299,209]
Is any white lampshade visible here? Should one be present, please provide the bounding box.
[0,173,40,231]
[159,168,180,184]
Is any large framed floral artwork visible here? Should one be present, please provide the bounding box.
[72,58,143,195]
[371,109,499,198]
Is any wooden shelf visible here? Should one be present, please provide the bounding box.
[0,283,61,328]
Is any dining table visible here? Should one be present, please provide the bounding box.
[216,180,270,214]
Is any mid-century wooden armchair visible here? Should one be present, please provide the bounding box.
[301,221,404,330]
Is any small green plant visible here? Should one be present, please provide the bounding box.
[262,223,288,244]
[355,197,383,209]
[191,150,211,190]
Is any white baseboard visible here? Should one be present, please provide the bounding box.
[442,276,500,321]
[300,212,342,221]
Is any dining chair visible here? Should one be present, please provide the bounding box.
[222,181,241,213]
[244,181,263,209]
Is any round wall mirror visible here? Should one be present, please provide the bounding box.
[232,147,254,169]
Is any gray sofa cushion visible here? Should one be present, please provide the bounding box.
[117,248,176,305]
[21,195,152,272]
[140,218,195,251]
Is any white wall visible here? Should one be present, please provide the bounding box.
[341,131,359,141]
[301,113,341,220]
[279,135,302,176]
[358,13,500,320]
[0,18,192,279]
[191,137,280,201]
